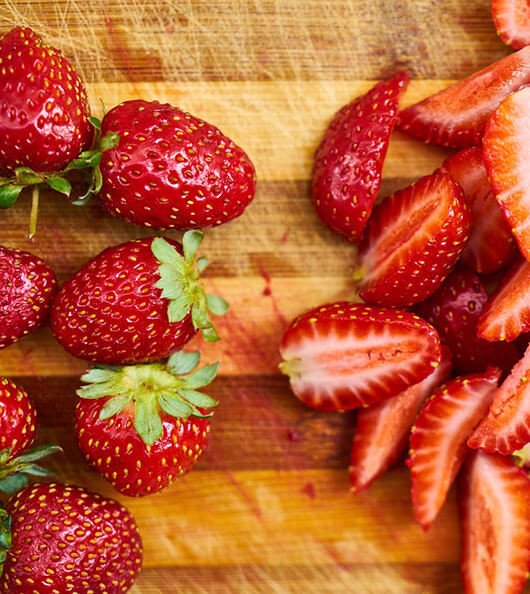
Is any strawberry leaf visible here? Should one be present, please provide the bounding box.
[99,393,132,419]
[207,294,229,316]
[167,351,200,375]
[183,230,204,260]
[46,177,72,196]
[14,445,62,464]
[135,395,163,445]
[0,474,27,496]
[158,394,193,418]
[179,388,218,408]
[100,132,120,151]
[197,257,209,273]
[81,368,119,383]
[185,363,219,389]
[0,185,24,208]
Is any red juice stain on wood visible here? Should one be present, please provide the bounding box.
[287,429,301,442]
[302,482,316,499]
[259,266,287,326]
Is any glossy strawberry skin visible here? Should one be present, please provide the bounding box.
[0,483,143,593]
[312,72,409,242]
[99,100,256,230]
[0,27,92,173]
[75,398,210,497]
[0,377,36,459]
[50,237,196,365]
[0,246,58,350]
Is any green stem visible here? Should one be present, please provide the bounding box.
[28,185,39,239]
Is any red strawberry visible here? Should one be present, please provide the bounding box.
[98,99,256,230]
[0,377,36,460]
[75,350,217,497]
[312,72,409,242]
[397,46,530,148]
[441,148,516,274]
[478,258,530,342]
[491,0,530,50]
[0,245,58,350]
[408,369,501,530]
[459,452,530,594]
[279,302,441,412]
[0,482,143,592]
[349,346,452,492]
[469,343,530,454]
[51,231,228,365]
[416,265,520,374]
[358,171,471,307]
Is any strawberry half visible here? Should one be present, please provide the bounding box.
[397,46,530,148]
[279,302,441,412]
[358,171,471,307]
[441,148,516,274]
[492,0,530,50]
[459,452,530,594]
[349,346,452,492]
[408,369,501,530]
[312,72,409,242]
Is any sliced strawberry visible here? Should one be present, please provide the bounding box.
[408,369,501,530]
[492,0,530,50]
[279,302,441,412]
[398,46,530,148]
[416,265,520,374]
[312,72,409,243]
[478,258,530,342]
[358,171,471,307]
[469,344,530,454]
[441,148,516,274]
[459,451,530,594]
[514,442,530,468]
[349,346,452,492]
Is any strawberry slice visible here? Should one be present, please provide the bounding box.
[408,369,501,530]
[469,344,530,454]
[397,46,530,148]
[459,451,530,594]
[441,148,516,274]
[478,258,530,342]
[416,265,520,374]
[492,0,530,50]
[312,72,409,243]
[349,346,452,492]
[358,171,471,307]
[279,302,441,412]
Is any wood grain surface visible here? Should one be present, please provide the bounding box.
[0,1,527,593]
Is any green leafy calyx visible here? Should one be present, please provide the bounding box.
[0,505,11,578]
[514,443,530,468]
[0,445,63,496]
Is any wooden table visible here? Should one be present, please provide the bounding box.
[0,1,527,592]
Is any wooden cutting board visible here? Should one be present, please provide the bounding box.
[0,1,527,592]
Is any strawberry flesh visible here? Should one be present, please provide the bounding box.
[492,0,530,50]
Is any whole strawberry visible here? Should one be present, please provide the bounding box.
[0,482,143,593]
[75,350,218,496]
[0,246,58,350]
[98,99,256,230]
[51,231,228,364]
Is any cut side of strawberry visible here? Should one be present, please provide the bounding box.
[478,258,530,342]
[398,46,530,148]
[349,346,452,492]
[279,302,441,412]
[441,148,516,274]
[459,451,530,594]
[358,171,471,307]
[469,344,530,455]
[408,369,501,530]
[492,0,530,50]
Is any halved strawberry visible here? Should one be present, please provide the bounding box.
[492,0,530,50]
[478,258,530,342]
[279,302,441,412]
[459,451,530,594]
[349,346,452,492]
[398,46,530,148]
[408,369,501,530]
[441,148,516,274]
[312,72,409,242]
[358,171,471,307]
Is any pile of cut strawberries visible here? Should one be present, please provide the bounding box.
[280,2,530,593]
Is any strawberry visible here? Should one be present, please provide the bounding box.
[441,148,516,274]
[279,302,441,412]
[408,369,501,530]
[0,245,57,350]
[98,99,256,230]
[358,171,471,307]
[514,442,530,467]
[0,482,143,592]
[397,46,530,148]
[469,343,530,454]
[311,72,409,242]
[51,231,228,365]
[491,0,530,50]
[416,265,520,374]
[75,350,218,497]
[349,346,452,493]
[459,452,530,594]
[478,258,530,342]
